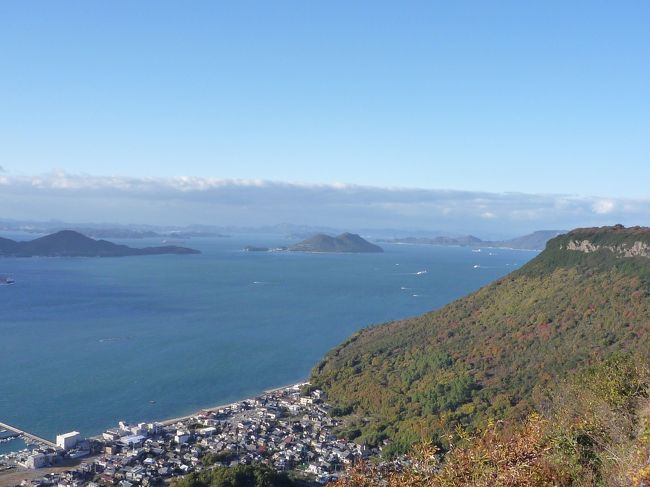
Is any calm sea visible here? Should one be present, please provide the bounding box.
[0,234,536,452]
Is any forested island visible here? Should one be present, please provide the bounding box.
[244,233,383,253]
[0,230,201,257]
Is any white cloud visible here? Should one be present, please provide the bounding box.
[0,172,648,233]
[592,199,615,214]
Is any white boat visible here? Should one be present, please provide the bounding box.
[0,276,15,285]
[415,270,427,275]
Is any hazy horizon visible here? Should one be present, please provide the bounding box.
[0,171,647,238]
[2,2,649,235]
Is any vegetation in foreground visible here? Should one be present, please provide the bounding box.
[333,355,650,487]
[172,463,299,487]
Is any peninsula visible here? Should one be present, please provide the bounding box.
[244,233,383,254]
[0,230,201,257]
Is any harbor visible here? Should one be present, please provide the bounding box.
[0,423,57,450]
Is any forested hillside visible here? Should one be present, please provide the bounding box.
[311,226,650,456]
[333,355,650,486]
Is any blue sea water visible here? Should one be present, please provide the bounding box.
[0,235,536,449]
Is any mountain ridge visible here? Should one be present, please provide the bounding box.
[310,225,650,454]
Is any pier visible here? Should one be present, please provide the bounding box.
[0,422,58,449]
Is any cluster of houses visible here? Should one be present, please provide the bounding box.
[0,384,378,486]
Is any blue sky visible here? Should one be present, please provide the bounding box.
[0,1,649,231]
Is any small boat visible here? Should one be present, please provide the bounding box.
[0,276,15,285]
[415,270,427,275]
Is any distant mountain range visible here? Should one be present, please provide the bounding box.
[0,217,560,243]
[60,228,227,239]
[0,230,201,257]
[0,219,228,239]
[378,230,565,250]
[244,233,383,253]
[28,228,226,240]
[56,229,225,239]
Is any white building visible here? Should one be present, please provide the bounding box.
[56,431,81,450]
[198,426,216,436]
[130,423,147,436]
[147,422,163,435]
[120,435,145,448]
[103,429,121,441]
[21,452,48,469]
[175,430,190,444]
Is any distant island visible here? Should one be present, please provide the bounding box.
[0,230,201,257]
[378,229,564,251]
[244,233,383,253]
[40,228,227,240]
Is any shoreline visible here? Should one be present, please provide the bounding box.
[3,376,360,486]
[381,241,542,252]
[90,379,309,438]
[159,379,308,426]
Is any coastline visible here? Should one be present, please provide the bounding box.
[382,241,542,252]
[159,379,308,425]
[3,377,361,486]
[91,379,309,438]
[0,239,536,461]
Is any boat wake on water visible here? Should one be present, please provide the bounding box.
[0,276,15,286]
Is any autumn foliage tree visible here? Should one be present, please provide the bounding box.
[332,355,650,487]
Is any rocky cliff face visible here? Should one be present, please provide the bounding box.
[564,239,650,258]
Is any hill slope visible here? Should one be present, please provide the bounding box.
[333,355,650,486]
[0,230,201,257]
[310,225,650,453]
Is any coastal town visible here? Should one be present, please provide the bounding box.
[0,384,376,486]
